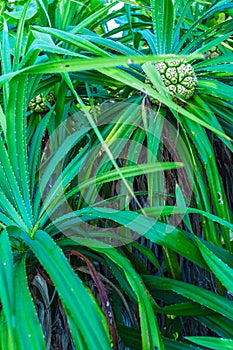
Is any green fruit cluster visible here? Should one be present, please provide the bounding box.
[146,59,198,104]
[207,12,232,54]
[29,91,55,113]
[205,46,222,59]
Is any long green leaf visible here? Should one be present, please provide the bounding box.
[5,76,33,227]
[71,3,116,34]
[175,0,233,53]
[0,53,202,86]
[47,208,207,268]
[28,107,54,195]
[66,162,183,201]
[20,230,112,350]
[198,79,233,104]
[195,238,233,294]
[150,0,174,54]
[13,1,30,71]
[0,229,14,348]
[1,20,11,109]
[197,314,233,339]
[35,126,90,218]
[83,241,164,350]
[186,336,233,349]
[142,206,233,231]
[0,147,29,227]
[97,66,230,141]
[14,256,46,350]
[0,191,29,230]
[143,276,233,321]
[181,112,232,247]
[32,26,112,57]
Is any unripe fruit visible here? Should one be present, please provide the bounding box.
[29,91,55,113]
[145,59,198,105]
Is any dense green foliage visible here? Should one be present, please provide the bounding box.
[0,0,232,349]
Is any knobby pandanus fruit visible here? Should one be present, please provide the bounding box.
[145,59,198,105]
[29,91,55,113]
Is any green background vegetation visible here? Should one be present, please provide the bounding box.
[0,0,233,349]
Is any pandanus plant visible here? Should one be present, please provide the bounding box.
[0,0,233,350]
[0,2,184,349]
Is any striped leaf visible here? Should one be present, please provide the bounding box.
[150,0,174,54]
